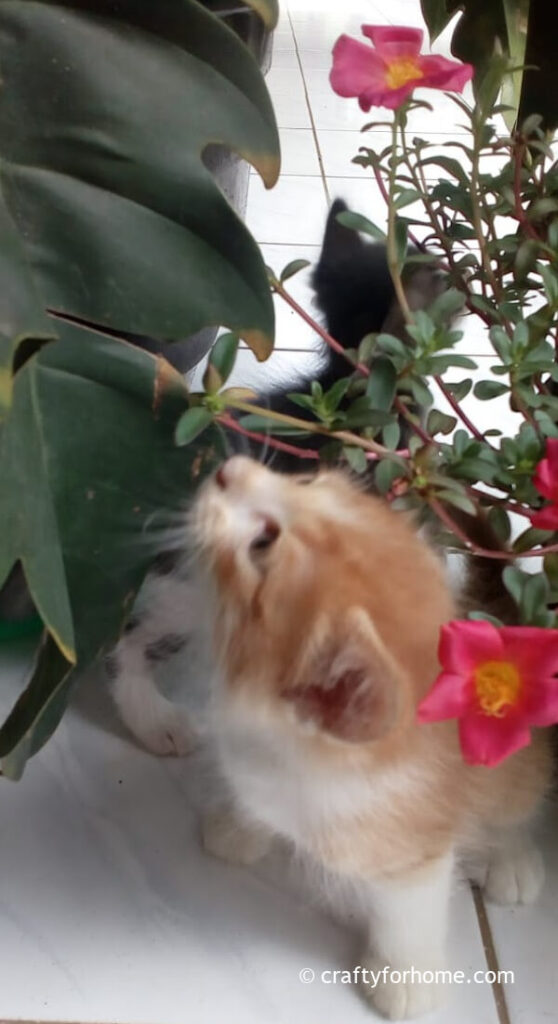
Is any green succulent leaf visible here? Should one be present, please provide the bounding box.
[336,210,387,241]
[208,333,240,386]
[175,406,215,445]
[366,357,397,412]
[473,380,510,400]
[343,446,368,474]
[280,259,311,282]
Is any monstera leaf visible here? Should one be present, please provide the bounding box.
[0,0,279,776]
[0,191,55,415]
[0,321,224,777]
[0,0,280,394]
[420,0,556,129]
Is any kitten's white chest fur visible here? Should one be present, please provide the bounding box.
[212,695,412,853]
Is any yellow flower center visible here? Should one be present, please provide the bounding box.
[474,660,521,717]
[385,57,423,91]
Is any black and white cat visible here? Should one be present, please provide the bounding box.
[109,198,444,752]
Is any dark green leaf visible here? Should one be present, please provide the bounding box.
[453,429,470,458]
[0,324,214,772]
[280,259,311,282]
[394,188,422,210]
[473,380,510,400]
[375,458,405,495]
[0,0,280,357]
[377,334,408,358]
[407,376,433,408]
[382,421,401,450]
[528,198,558,221]
[427,410,457,435]
[420,0,454,41]
[487,505,511,542]
[520,571,552,625]
[286,393,316,413]
[446,378,472,402]
[394,217,408,269]
[358,334,378,363]
[325,377,351,413]
[437,490,477,516]
[209,333,239,385]
[366,357,397,412]
[514,239,540,282]
[0,634,73,779]
[503,565,528,608]
[467,610,504,627]
[336,210,387,241]
[0,193,55,416]
[175,406,214,445]
[512,526,555,553]
[428,287,466,323]
[202,362,222,395]
[343,446,368,474]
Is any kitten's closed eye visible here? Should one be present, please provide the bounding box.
[250,517,281,555]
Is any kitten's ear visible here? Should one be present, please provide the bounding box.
[282,608,405,743]
[319,198,364,266]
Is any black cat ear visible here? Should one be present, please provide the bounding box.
[319,198,364,266]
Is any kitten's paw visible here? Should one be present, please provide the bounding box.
[361,956,448,1021]
[201,808,272,867]
[136,707,197,757]
[484,839,544,906]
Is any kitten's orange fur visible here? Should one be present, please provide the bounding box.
[193,456,552,1019]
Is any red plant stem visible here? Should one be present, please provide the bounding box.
[271,277,371,378]
[217,412,320,460]
[429,496,558,559]
[372,161,390,206]
[217,411,407,463]
[468,487,533,519]
[275,277,444,450]
[434,375,489,444]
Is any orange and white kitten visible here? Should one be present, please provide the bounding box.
[191,455,552,1021]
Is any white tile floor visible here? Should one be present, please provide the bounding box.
[1,2,556,1023]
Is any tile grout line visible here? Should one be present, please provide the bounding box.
[471,884,512,1024]
[286,8,331,206]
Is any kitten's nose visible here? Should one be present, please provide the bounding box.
[214,455,253,490]
[215,464,227,489]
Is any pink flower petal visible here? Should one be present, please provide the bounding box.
[438,619,503,675]
[533,440,558,502]
[417,671,471,722]
[330,35,386,99]
[545,438,558,472]
[533,463,558,503]
[522,679,558,726]
[529,504,558,530]
[416,55,473,93]
[499,626,558,680]
[362,25,423,59]
[459,711,531,766]
[359,80,419,111]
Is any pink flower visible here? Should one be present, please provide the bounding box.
[417,619,558,766]
[530,438,558,530]
[330,25,473,111]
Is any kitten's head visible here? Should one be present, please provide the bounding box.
[192,456,453,750]
[312,198,396,350]
[313,198,444,354]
